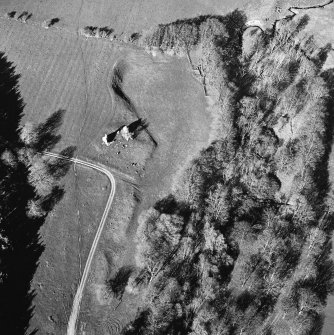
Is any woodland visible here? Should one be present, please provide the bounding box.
[122,10,334,335]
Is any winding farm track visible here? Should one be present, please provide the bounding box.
[44,152,117,335]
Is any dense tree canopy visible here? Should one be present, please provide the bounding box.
[122,11,334,335]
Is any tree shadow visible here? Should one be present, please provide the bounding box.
[0,158,43,335]
[111,62,157,147]
[0,54,24,146]
[100,26,114,36]
[154,194,192,220]
[39,185,65,212]
[83,26,114,38]
[128,118,149,139]
[33,109,65,152]
[46,145,77,179]
[121,310,150,335]
[105,128,119,143]
[17,11,28,20]
[49,18,60,27]
[130,32,141,42]
[106,265,134,300]
[0,53,71,334]
[17,11,32,22]
[7,11,16,19]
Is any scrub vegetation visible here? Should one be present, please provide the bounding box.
[123,11,334,335]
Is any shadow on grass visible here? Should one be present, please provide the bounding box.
[107,265,134,300]
[111,61,157,147]
[121,310,150,335]
[46,145,77,179]
[0,54,24,147]
[49,18,60,27]
[100,26,114,35]
[7,11,16,19]
[128,118,149,139]
[0,52,73,334]
[33,109,65,152]
[104,118,150,143]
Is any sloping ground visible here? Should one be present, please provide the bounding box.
[79,180,139,335]
[120,52,211,210]
[0,11,213,334]
[28,165,110,334]
[0,18,210,175]
[0,18,117,156]
[0,18,155,173]
[0,14,212,196]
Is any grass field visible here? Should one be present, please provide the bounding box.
[0,17,210,173]
[0,12,213,334]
